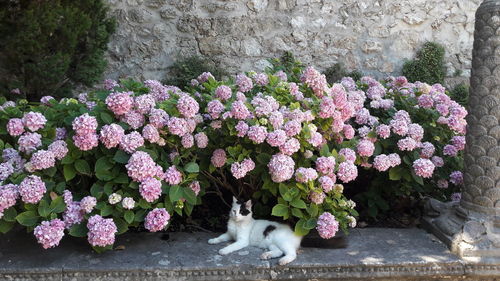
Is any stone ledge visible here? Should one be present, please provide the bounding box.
[0,228,498,281]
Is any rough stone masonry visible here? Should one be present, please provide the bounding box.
[104,0,480,84]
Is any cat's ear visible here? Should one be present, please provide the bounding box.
[245,200,252,209]
[232,196,238,204]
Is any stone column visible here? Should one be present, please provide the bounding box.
[422,0,500,260]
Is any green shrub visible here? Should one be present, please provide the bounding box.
[0,0,115,101]
[163,55,227,88]
[324,63,363,84]
[449,83,469,106]
[267,51,304,82]
[402,42,446,85]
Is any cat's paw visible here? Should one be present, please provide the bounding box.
[260,252,272,260]
[208,238,218,244]
[218,248,231,255]
[278,256,295,265]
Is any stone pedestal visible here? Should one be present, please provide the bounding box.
[422,0,500,260]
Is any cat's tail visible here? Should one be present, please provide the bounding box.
[300,231,348,249]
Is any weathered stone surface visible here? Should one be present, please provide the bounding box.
[102,0,481,82]
[0,228,499,281]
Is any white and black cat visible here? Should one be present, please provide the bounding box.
[208,197,302,265]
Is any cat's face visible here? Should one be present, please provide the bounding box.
[230,197,252,221]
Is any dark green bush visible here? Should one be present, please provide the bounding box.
[267,51,304,82]
[0,0,115,101]
[164,55,227,88]
[402,42,446,85]
[449,83,469,106]
[324,63,363,84]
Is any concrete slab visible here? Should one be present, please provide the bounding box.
[0,227,498,280]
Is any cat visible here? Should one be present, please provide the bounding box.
[208,197,302,265]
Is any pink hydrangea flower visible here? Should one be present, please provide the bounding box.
[34,219,65,249]
[235,121,249,137]
[215,85,232,101]
[343,125,355,140]
[266,129,287,147]
[268,153,295,183]
[46,140,68,160]
[177,95,199,118]
[308,132,324,147]
[373,154,391,171]
[194,132,208,148]
[449,171,463,185]
[0,184,19,214]
[431,156,444,167]
[145,208,170,232]
[309,191,325,204]
[126,151,159,182]
[106,91,134,116]
[337,161,358,183]
[451,192,461,202]
[247,125,268,144]
[443,144,458,156]
[388,153,401,167]
[189,181,201,196]
[120,131,144,154]
[149,108,169,128]
[451,136,466,151]
[269,112,284,130]
[167,117,188,136]
[72,113,98,135]
[134,94,156,114]
[251,95,279,117]
[283,120,301,137]
[275,70,287,81]
[197,72,214,83]
[19,175,46,204]
[28,150,55,171]
[357,139,375,157]
[7,118,24,136]
[420,142,435,158]
[22,112,46,132]
[181,134,194,148]
[80,196,97,214]
[206,100,225,120]
[55,127,67,140]
[122,110,145,129]
[73,133,99,151]
[140,177,162,202]
[236,74,253,92]
[390,119,408,136]
[279,138,300,155]
[319,97,336,118]
[407,123,424,141]
[142,124,160,144]
[0,162,13,181]
[319,176,335,192]
[413,158,435,178]
[397,137,418,151]
[164,166,182,185]
[316,156,336,176]
[211,149,226,168]
[253,72,269,86]
[104,79,119,90]
[300,67,328,98]
[295,167,318,183]
[418,94,434,108]
[122,197,135,209]
[63,201,83,229]
[437,179,449,189]
[316,212,339,239]
[87,215,117,247]
[230,101,251,120]
[100,124,125,148]
[339,148,356,163]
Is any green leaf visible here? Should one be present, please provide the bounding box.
[15,211,39,227]
[2,207,17,222]
[69,223,88,237]
[294,219,309,236]
[114,217,128,234]
[113,150,130,164]
[49,196,66,214]
[90,184,104,199]
[61,155,74,165]
[290,198,307,209]
[184,162,199,173]
[411,171,424,185]
[113,173,129,184]
[279,184,289,199]
[304,218,317,229]
[319,144,330,157]
[169,185,183,202]
[38,199,50,217]
[124,210,135,224]
[95,156,114,172]
[63,164,77,181]
[256,153,271,164]
[389,167,402,181]
[74,159,92,175]
[100,112,113,124]
[291,208,304,218]
[306,204,319,217]
[101,205,113,216]
[271,204,288,217]
[0,220,14,233]
[183,187,197,205]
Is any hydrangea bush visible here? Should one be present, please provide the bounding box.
[0,60,466,250]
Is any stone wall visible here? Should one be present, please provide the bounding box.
[104,0,480,85]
